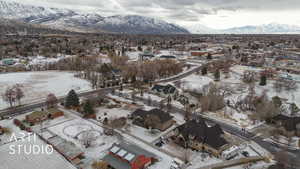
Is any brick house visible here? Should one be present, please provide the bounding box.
[25,109,64,125]
[47,108,64,119]
[25,111,48,125]
[131,109,175,131]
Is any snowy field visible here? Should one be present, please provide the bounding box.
[125,49,190,61]
[95,105,133,120]
[230,65,300,107]
[256,81,300,107]
[0,135,77,169]
[231,65,264,74]
[179,74,213,93]
[125,51,142,61]
[0,71,91,110]
[47,118,119,160]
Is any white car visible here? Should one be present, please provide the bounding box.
[170,158,184,169]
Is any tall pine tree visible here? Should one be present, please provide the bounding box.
[201,67,208,75]
[83,100,95,116]
[259,75,267,86]
[214,69,220,81]
[65,89,79,108]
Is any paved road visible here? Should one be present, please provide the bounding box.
[155,65,203,84]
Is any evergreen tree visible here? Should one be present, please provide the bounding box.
[65,89,79,108]
[201,67,208,75]
[259,75,267,86]
[137,46,142,51]
[272,96,282,108]
[83,100,95,115]
[290,103,300,115]
[119,84,123,91]
[214,69,220,81]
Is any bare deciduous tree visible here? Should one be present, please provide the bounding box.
[242,70,257,84]
[199,83,225,112]
[46,93,58,108]
[15,85,24,106]
[2,87,16,107]
[2,85,25,107]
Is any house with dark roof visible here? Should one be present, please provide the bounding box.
[103,142,156,169]
[151,84,178,98]
[271,115,300,137]
[172,118,229,157]
[160,55,176,59]
[131,109,175,131]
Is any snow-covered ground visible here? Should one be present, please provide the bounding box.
[125,51,142,61]
[140,92,165,102]
[47,118,118,160]
[95,105,133,120]
[231,65,264,75]
[255,81,300,107]
[28,55,71,66]
[125,49,190,62]
[230,65,300,107]
[0,71,91,110]
[179,74,213,93]
[0,116,29,145]
[0,135,77,169]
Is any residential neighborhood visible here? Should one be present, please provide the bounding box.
[0,1,300,169]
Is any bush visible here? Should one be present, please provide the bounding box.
[259,75,267,86]
[19,124,26,130]
[13,119,22,126]
[2,127,11,134]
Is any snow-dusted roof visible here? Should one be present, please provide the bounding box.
[124,153,135,161]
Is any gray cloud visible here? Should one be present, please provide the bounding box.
[8,0,300,23]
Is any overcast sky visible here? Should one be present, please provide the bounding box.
[8,0,300,29]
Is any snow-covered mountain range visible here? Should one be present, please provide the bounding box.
[1,0,299,34]
[186,23,300,34]
[0,0,189,34]
[223,23,300,34]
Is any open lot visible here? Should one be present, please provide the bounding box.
[0,71,91,110]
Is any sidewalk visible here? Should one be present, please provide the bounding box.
[198,156,265,169]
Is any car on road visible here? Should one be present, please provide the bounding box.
[170,158,184,169]
[242,151,250,157]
